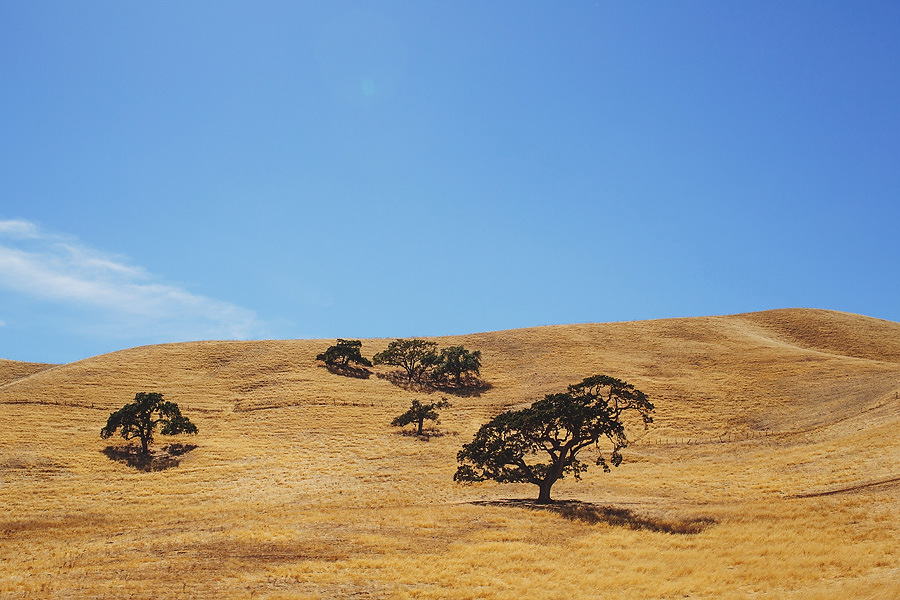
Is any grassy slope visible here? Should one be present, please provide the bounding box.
[0,359,56,387]
[1,308,898,599]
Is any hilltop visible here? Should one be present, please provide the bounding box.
[1,308,899,599]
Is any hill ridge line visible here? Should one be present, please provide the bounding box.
[6,307,892,365]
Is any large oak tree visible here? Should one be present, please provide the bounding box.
[454,374,653,503]
[101,392,198,455]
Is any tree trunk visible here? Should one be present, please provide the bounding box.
[416,418,424,436]
[140,435,149,455]
[536,479,555,504]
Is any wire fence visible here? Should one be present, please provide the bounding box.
[631,429,774,446]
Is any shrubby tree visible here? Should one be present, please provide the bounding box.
[316,339,373,368]
[372,339,439,383]
[454,374,653,503]
[392,398,451,436]
[101,392,198,455]
[432,345,482,387]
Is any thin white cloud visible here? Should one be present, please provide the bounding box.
[0,219,263,341]
[0,219,40,238]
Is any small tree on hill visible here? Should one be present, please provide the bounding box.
[373,339,440,383]
[454,374,653,503]
[432,345,482,387]
[101,392,198,455]
[392,398,451,436]
[317,339,373,368]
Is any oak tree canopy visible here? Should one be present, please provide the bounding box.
[454,374,653,503]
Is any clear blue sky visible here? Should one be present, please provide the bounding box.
[2,1,899,364]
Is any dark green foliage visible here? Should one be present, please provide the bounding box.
[455,374,653,503]
[432,346,482,386]
[316,339,373,368]
[391,398,451,436]
[100,392,198,455]
[372,339,440,383]
[373,339,485,393]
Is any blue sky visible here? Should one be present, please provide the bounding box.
[2,1,899,364]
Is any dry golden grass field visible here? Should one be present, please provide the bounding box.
[2,308,899,599]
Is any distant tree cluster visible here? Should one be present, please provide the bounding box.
[372,339,482,390]
[313,338,483,442]
[316,337,484,392]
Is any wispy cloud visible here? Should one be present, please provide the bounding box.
[0,219,263,341]
[0,219,41,238]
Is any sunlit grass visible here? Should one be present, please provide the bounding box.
[1,309,899,598]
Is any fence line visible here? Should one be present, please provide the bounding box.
[0,398,103,410]
[631,428,777,446]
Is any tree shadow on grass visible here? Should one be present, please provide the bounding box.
[430,379,493,397]
[101,443,197,472]
[376,371,492,397]
[394,428,453,441]
[475,499,715,535]
[322,364,372,379]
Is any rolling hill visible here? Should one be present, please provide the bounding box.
[0,358,56,387]
[1,308,898,599]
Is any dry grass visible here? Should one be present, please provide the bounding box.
[1,308,899,598]
[0,359,56,386]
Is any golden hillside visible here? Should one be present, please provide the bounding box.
[2,308,899,599]
[0,358,56,386]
